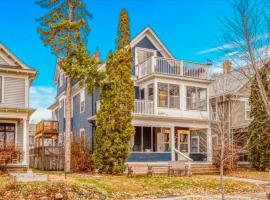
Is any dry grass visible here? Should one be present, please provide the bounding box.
[0,172,264,199]
[228,168,270,181]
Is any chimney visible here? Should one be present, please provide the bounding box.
[223,60,232,74]
[94,47,100,62]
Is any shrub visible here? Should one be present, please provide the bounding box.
[0,144,22,172]
[71,138,92,172]
[213,144,240,173]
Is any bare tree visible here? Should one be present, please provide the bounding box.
[210,72,251,200]
[221,0,270,117]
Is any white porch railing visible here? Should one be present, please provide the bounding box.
[96,100,154,115]
[134,100,154,115]
[174,148,193,175]
[137,57,209,80]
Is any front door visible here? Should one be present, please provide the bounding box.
[0,123,15,148]
[175,130,189,154]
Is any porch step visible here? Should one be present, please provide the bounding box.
[191,165,219,175]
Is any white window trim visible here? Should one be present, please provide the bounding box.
[59,71,64,87]
[157,82,180,109]
[244,100,250,120]
[80,128,86,140]
[80,89,85,113]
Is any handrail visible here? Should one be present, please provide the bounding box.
[174,148,193,161]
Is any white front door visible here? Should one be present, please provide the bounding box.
[176,130,189,154]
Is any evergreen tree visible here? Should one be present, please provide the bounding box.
[93,9,134,173]
[248,67,270,171]
[37,0,99,172]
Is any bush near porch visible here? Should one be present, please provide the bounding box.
[0,172,263,199]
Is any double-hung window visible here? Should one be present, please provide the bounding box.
[158,83,180,108]
[80,90,85,113]
[186,87,207,111]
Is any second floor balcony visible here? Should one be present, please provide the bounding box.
[136,57,210,80]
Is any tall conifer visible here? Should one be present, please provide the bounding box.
[37,0,97,172]
[248,68,270,170]
[93,9,134,173]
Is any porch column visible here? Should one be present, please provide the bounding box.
[22,118,29,166]
[153,81,158,115]
[207,128,212,163]
[171,126,175,161]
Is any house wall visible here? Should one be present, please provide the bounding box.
[0,76,25,108]
[230,100,247,127]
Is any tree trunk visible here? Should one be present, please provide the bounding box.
[64,0,73,173]
[65,77,72,173]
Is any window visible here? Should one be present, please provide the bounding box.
[158,83,168,107]
[0,76,3,103]
[140,89,145,100]
[80,90,85,113]
[59,71,64,87]
[186,86,207,111]
[191,136,199,153]
[137,48,155,64]
[29,135,35,145]
[158,83,180,108]
[0,123,15,148]
[148,84,154,101]
[169,84,180,108]
[245,100,250,120]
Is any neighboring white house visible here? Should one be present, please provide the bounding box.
[0,43,36,167]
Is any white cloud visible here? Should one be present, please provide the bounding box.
[29,86,56,124]
[197,43,236,55]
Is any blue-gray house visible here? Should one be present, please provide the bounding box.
[49,27,213,165]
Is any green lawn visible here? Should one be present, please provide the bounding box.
[0,172,264,199]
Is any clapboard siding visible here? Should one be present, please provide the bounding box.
[2,77,25,108]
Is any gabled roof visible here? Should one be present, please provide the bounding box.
[0,43,34,70]
[210,67,252,98]
[130,27,174,59]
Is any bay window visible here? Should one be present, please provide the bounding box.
[186,86,207,111]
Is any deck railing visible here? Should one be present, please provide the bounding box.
[134,100,154,115]
[36,120,58,135]
[137,57,209,80]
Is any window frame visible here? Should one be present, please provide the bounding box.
[186,86,207,111]
[158,82,180,109]
[190,135,200,153]
[80,89,85,113]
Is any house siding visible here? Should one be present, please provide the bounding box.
[72,89,93,151]
[1,77,25,108]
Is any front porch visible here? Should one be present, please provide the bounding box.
[128,125,212,163]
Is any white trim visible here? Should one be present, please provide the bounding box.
[130,27,174,59]
[80,89,85,113]
[0,75,3,104]
[79,128,86,140]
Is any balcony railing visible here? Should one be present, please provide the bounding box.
[96,100,154,115]
[134,100,154,115]
[36,120,58,136]
[137,57,209,80]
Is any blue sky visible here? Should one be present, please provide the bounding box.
[0,0,233,122]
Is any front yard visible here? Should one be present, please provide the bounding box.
[0,172,266,199]
[227,168,270,181]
